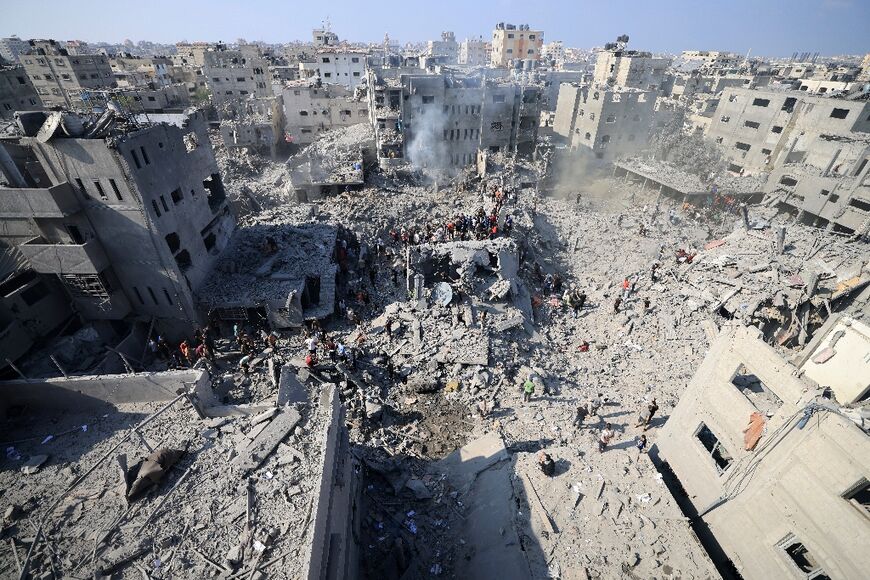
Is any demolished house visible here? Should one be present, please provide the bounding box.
[287,123,373,201]
[197,223,340,329]
[0,361,362,580]
[653,322,870,580]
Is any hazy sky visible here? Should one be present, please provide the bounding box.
[1,0,867,57]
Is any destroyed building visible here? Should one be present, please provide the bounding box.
[365,66,542,169]
[67,84,192,115]
[281,82,368,145]
[0,63,42,119]
[593,42,671,92]
[109,55,172,88]
[0,109,235,342]
[553,83,658,160]
[20,39,116,108]
[653,323,870,580]
[202,46,271,106]
[218,96,284,155]
[197,223,340,329]
[491,23,543,67]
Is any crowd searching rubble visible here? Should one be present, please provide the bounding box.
[1,122,866,579]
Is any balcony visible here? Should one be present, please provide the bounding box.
[19,238,110,275]
[0,182,81,219]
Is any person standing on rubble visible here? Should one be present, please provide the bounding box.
[575,404,589,428]
[306,333,318,356]
[522,377,536,403]
[587,394,603,418]
[622,277,631,300]
[614,297,623,313]
[636,434,648,453]
[598,423,616,453]
[637,398,659,430]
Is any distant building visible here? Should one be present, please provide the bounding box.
[458,37,490,66]
[312,28,339,47]
[654,324,870,580]
[282,82,368,145]
[426,32,458,65]
[0,36,29,63]
[593,46,670,91]
[110,55,172,88]
[365,67,541,169]
[0,109,235,340]
[491,23,543,67]
[202,46,271,105]
[0,65,42,118]
[298,49,367,89]
[540,41,564,66]
[553,83,657,161]
[174,42,211,67]
[20,40,116,108]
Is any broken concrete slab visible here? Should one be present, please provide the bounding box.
[430,432,509,493]
[21,454,48,475]
[277,365,307,406]
[231,408,302,473]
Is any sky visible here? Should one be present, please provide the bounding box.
[1,0,867,57]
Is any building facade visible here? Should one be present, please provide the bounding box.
[203,47,271,106]
[298,50,367,89]
[593,48,670,91]
[426,32,458,65]
[459,37,490,66]
[553,83,657,161]
[0,65,42,119]
[20,40,116,108]
[0,36,29,63]
[0,110,235,340]
[491,23,543,67]
[653,324,870,580]
[282,83,368,145]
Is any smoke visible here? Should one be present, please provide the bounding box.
[405,104,454,180]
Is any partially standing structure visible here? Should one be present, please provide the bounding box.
[653,324,870,580]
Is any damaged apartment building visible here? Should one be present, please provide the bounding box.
[365,66,542,169]
[707,87,870,235]
[298,48,367,90]
[553,39,668,161]
[0,62,42,119]
[653,316,870,580]
[202,44,271,105]
[0,108,235,346]
[20,39,116,108]
[281,81,368,145]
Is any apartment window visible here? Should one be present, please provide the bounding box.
[854,158,868,176]
[720,115,730,123]
[829,194,840,203]
[820,189,830,196]
[506,49,513,54]
[735,142,751,151]
[212,77,220,83]
[528,34,535,40]
[152,200,161,217]
[777,535,830,579]
[782,97,797,112]
[353,71,360,77]
[843,478,870,517]
[174,250,192,271]
[772,125,783,134]
[147,286,159,306]
[600,135,611,144]
[507,33,514,39]
[761,148,772,155]
[171,188,183,204]
[605,115,616,123]
[236,77,245,82]
[744,120,760,129]
[695,423,733,472]
[323,73,331,78]
[351,57,360,63]
[527,49,534,55]
[492,94,505,104]
[752,98,770,107]
[322,57,330,63]
[779,176,798,187]
[585,133,591,140]
[93,180,107,200]
[61,74,71,80]
[293,90,301,95]
[130,149,142,169]
[731,364,782,416]
[848,197,870,212]
[133,287,145,305]
[299,110,308,116]
[421,95,434,104]
[830,108,849,119]
[160,195,169,213]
